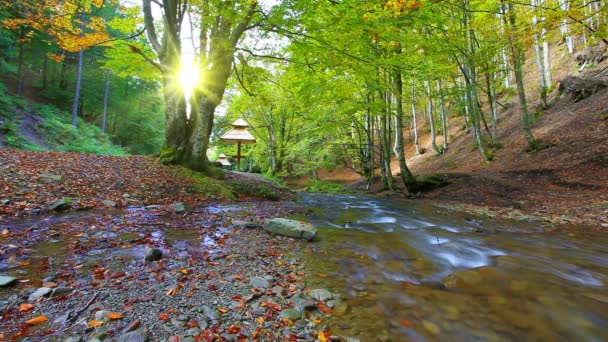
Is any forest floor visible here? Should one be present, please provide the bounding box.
[0,151,336,341]
[406,84,608,229]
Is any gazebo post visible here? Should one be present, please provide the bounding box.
[237,141,242,170]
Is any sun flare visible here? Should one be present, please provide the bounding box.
[178,63,199,95]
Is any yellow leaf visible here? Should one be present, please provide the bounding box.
[318,330,328,342]
[107,312,123,320]
[1,229,8,235]
[25,315,48,325]
[217,307,228,313]
[256,317,264,324]
[88,320,104,327]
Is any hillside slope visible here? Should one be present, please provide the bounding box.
[403,42,608,227]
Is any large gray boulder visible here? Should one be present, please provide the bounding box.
[263,218,317,241]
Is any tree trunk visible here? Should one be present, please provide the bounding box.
[411,81,421,155]
[437,80,449,152]
[505,1,537,148]
[393,72,415,192]
[426,80,440,154]
[71,15,85,127]
[187,52,233,171]
[42,55,48,90]
[101,71,110,133]
[17,29,25,95]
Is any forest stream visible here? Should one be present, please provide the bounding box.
[1,195,607,341]
[296,193,608,341]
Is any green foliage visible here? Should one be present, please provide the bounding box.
[174,169,235,200]
[227,180,280,201]
[526,139,553,154]
[306,180,346,194]
[0,84,125,155]
[411,174,449,192]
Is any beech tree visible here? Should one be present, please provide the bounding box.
[141,0,262,172]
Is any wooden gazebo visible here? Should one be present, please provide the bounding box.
[215,153,231,167]
[219,118,255,170]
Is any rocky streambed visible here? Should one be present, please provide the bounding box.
[0,202,346,341]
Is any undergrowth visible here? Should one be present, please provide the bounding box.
[175,168,235,200]
[306,180,347,194]
[0,84,125,155]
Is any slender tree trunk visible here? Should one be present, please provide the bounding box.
[411,81,421,154]
[426,80,440,153]
[101,71,110,133]
[60,60,67,90]
[532,3,548,108]
[543,39,551,87]
[365,90,375,190]
[505,1,537,148]
[484,73,498,145]
[438,80,449,152]
[16,29,25,95]
[463,1,488,159]
[42,55,48,90]
[393,72,415,192]
[71,14,85,127]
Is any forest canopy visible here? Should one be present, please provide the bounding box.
[0,0,606,188]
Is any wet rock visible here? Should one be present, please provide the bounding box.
[422,320,441,335]
[333,301,350,315]
[62,337,82,342]
[95,310,111,322]
[279,309,302,320]
[28,287,52,301]
[172,202,187,213]
[1,199,10,205]
[201,305,220,320]
[51,287,73,297]
[102,199,118,208]
[310,288,332,302]
[250,276,271,289]
[93,231,118,239]
[0,275,17,287]
[220,334,235,342]
[291,295,317,311]
[145,205,161,210]
[263,218,317,241]
[50,200,71,211]
[441,267,502,295]
[145,248,163,262]
[116,330,148,342]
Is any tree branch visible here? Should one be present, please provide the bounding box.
[142,0,162,54]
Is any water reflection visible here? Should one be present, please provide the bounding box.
[298,192,608,341]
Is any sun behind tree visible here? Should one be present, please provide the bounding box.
[178,62,199,97]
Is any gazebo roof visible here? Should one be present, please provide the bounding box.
[216,153,231,166]
[231,118,249,127]
[220,119,256,143]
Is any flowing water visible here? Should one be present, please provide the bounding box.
[297,193,608,341]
